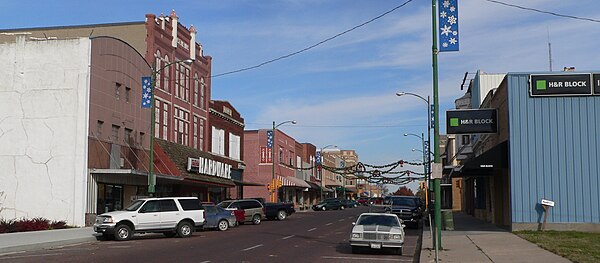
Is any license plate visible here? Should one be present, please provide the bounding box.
[370,243,381,249]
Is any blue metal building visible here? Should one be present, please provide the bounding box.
[454,71,600,231]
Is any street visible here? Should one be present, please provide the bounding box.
[0,207,420,263]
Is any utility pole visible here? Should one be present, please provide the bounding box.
[432,0,443,255]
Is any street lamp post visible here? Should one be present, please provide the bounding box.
[319,144,337,201]
[148,58,194,196]
[396,91,438,250]
[271,120,297,203]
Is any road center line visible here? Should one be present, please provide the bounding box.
[241,244,264,251]
[200,261,211,263]
[282,235,295,240]
[338,219,345,222]
[325,222,333,226]
[308,227,317,232]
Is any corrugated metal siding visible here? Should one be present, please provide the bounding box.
[508,73,600,224]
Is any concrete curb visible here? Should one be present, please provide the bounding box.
[0,237,97,255]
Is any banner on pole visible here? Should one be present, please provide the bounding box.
[438,0,459,52]
[141,76,152,108]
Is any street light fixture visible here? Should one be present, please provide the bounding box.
[148,58,194,196]
[396,91,440,252]
[319,144,337,201]
[271,120,297,202]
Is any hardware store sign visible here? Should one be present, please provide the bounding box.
[447,109,497,134]
[530,74,593,96]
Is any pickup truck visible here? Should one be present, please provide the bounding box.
[93,197,205,241]
[249,198,295,220]
[383,196,423,228]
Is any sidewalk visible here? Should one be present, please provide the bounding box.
[0,227,96,254]
[419,212,571,263]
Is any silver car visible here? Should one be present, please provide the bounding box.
[350,213,405,255]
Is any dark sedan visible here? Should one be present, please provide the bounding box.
[312,199,343,211]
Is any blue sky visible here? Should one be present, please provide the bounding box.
[3,0,600,192]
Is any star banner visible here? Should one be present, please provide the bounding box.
[438,0,459,52]
[141,76,152,108]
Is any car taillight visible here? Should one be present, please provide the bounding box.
[230,211,235,216]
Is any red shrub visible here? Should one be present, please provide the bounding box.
[0,219,16,233]
[12,217,50,232]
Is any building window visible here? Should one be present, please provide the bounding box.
[139,132,145,146]
[154,100,161,138]
[193,116,198,149]
[174,107,189,145]
[193,74,199,107]
[155,50,162,90]
[229,133,240,159]
[124,128,132,145]
[115,83,121,100]
[279,148,283,163]
[211,126,225,155]
[164,55,170,93]
[200,78,205,109]
[175,62,191,102]
[96,120,104,138]
[111,125,120,142]
[162,103,169,140]
[200,119,205,150]
[125,87,131,102]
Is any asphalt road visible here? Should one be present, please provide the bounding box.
[0,206,421,263]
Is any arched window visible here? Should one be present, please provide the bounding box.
[154,50,161,89]
[164,55,170,93]
[200,77,205,109]
[193,74,199,107]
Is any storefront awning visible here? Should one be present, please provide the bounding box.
[280,176,311,188]
[453,141,509,178]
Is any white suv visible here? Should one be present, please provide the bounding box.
[93,197,205,241]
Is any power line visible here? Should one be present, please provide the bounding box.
[484,0,600,23]
[245,123,424,128]
[211,0,415,78]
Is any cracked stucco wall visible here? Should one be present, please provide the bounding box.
[0,36,90,226]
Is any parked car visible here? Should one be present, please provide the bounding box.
[93,197,205,241]
[357,197,370,206]
[217,199,265,225]
[201,203,237,231]
[368,197,384,205]
[312,199,343,211]
[350,213,405,255]
[343,199,359,208]
[383,196,423,227]
[248,198,295,220]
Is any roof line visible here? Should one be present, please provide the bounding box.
[0,21,145,32]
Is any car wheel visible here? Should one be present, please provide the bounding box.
[395,247,403,255]
[218,220,229,231]
[163,231,177,238]
[114,224,132,241]
[340,206,345,210]
[177,221,193,238]
[351,246,361,254]
[252,215,262,225]
[322,206,326,211]
[277,210,287,220]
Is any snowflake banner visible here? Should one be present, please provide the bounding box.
[141,76,153,108]
[438,0,459,52]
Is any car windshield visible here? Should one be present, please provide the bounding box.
[392,198,417,206]
[356,215,400,227]
[218,201,232,208]
[125,200,145,211]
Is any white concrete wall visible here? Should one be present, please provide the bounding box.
[0,36,90,226]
